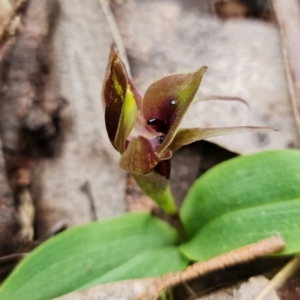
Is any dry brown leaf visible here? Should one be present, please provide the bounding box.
[0,0,65,243]
[112,0,299,154]
[0,0,12,29]
[0,0,129,244]
[0,138,21,256]
[234,276,279,300]
[255,256,300,300]
[276,256,300,299]
[56,235,284,300]
[213,0,247,19]
[272,0,300,136]
[0,0,37,260]
[197,276,279,300]
[0,0,26,53]
[55,279,157,300]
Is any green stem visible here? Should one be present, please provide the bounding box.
[133,172,187,240]
[168,212,187,242]
[133,172,178,215]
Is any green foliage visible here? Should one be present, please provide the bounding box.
[0,213,187,300]
[180,150,300,261]
[180,199,300,261]
[2,36,299,299]
[2,150,300,300]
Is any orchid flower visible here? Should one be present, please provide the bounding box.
[102,48,272,215]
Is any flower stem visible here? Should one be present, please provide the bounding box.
[167,212,187,242]
[133,172,178,215]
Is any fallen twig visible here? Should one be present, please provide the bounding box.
[272,0,300,135]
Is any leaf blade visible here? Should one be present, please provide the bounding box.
[180,199,300,261]
[180,150,300,237]
[79,246,187,290]
[0,213,183,300]
[179,150,300,261]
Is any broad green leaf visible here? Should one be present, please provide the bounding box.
[119,136,160,174]
[169,126,274,153]
[134,171,177,215]
[142,67,207,156]
[79,246,187,290]
[179,150,300,261]
[0,213,186,300]
[180,199,300,261]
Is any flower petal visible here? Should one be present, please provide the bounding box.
[133,171,177,215]
[169,126,276,153]
[119,136,161,175]
[102,48,128,150]
[142,67,207,156]
[128,77,143,110]
[129,82,157,138]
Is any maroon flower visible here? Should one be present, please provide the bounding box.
[102,47,271,214]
